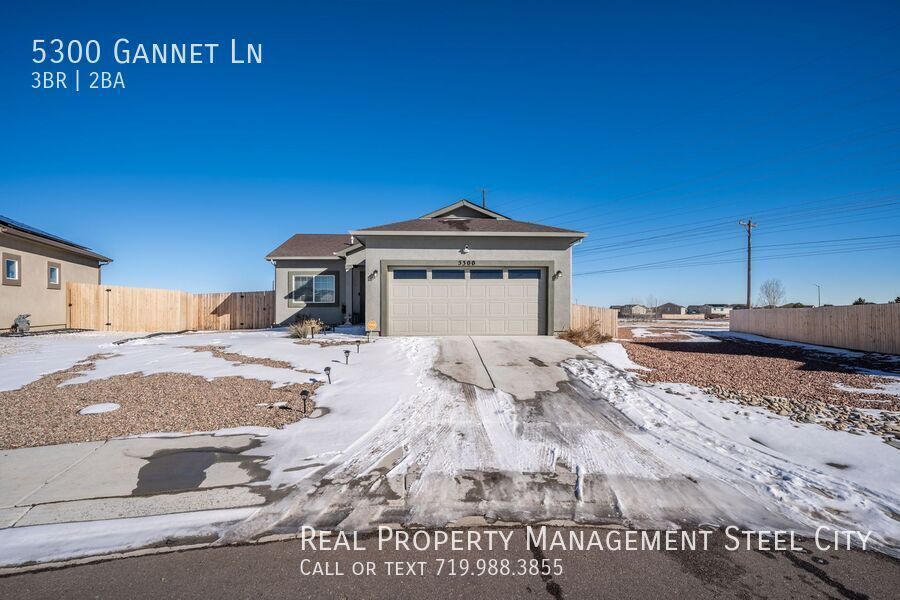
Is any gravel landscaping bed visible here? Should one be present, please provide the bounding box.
[0,355,321,449]
[183,345,316,372]
[622,338,900,442]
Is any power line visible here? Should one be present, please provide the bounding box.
[574,242,900,276]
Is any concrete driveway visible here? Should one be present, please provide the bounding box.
[223,334,773,543]
[433,336,596,399]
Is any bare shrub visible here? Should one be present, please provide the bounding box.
[559,322,613,347]
[288,317,325,339]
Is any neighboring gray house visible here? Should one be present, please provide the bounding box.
[656,302,685,316]
[266,199,586,336]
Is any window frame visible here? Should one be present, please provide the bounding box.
[47,261,61,290]
[2,253,21,287]
[287,270,340,308]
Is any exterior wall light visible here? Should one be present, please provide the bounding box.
[461,244,470,254]
[368,269,378,281]
[553,270,563,280]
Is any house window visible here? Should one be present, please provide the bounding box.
[393,270,427,279]
[2,253,21,287]
[470,269,503,279]
[508,269,541,279]
[431,269,465,280]
[47,262,61,290]
[291,274,336,304]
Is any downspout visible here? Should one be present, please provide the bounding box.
[267,258,276,327]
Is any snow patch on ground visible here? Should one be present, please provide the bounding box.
[0,508,254,567]
[706,330,900,361]
[586,342,649,370]
[0,332,130,392]
[78,403,120,415]
[563,351,900,554]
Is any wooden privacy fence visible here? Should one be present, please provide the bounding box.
[730,304,900,355]
[570,304,619,337]
[67,283,274,332]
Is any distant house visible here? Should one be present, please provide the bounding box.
[686,304,706,315]
[1,216,112,331]
[656,302,685,316]
[610,303,649,317]
[704,303,732,317]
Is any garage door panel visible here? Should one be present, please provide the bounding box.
[449,302,468,316]
[390,268,544,336]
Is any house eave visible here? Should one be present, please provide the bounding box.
[0,226,113,263]
[266,255,344,261]
[350,230,587,238]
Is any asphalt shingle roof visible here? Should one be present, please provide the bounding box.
[355,218,583,234]
[265,234,354,258]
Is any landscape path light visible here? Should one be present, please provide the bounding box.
[356,340,361,353]
[324,366,331,384]
[300,389,310,413]
[344,349,350,364]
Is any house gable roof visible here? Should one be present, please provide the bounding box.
[351,218,584,236]
[0,215,112,263]
[266,234,354,259]
[419,199,510,220]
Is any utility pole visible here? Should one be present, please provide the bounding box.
[814,283,821,307]
[738,219,757,309]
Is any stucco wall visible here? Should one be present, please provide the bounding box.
[359,235,577,335]
[1,232,102,330]
[273,259,349,325]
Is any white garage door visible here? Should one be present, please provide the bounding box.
[389,268,546,336]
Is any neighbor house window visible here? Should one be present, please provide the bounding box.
[291,274,336,304]
[47,262,61,290]
[2,253,21,287]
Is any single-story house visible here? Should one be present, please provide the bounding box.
[611,303,649,317]
[1,216,112,331]
[686,304,706,315]
[266,199,586,336]
[704,303,732,317]
[656,302,685,316]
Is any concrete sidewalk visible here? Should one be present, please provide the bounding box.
[0,434,271,529]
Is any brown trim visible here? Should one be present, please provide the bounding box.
[2,252,21,286]
[287,270,341,309]
[47,261,61,290]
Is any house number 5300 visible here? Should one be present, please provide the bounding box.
[458,260,475,266]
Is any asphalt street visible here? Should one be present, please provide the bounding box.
[1,529,897,599]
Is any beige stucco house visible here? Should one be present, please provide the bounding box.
[1,216,112,331]
[266,200,586,335]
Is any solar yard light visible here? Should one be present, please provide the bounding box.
[324,366,331,384]
[300,389,310,413]
[356,340,361,353]
[344,349,350,364]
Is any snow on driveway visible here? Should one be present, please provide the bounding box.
[223,338,899,557]
[1,331,898,565]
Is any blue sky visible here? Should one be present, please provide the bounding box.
[1,1,898,306]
